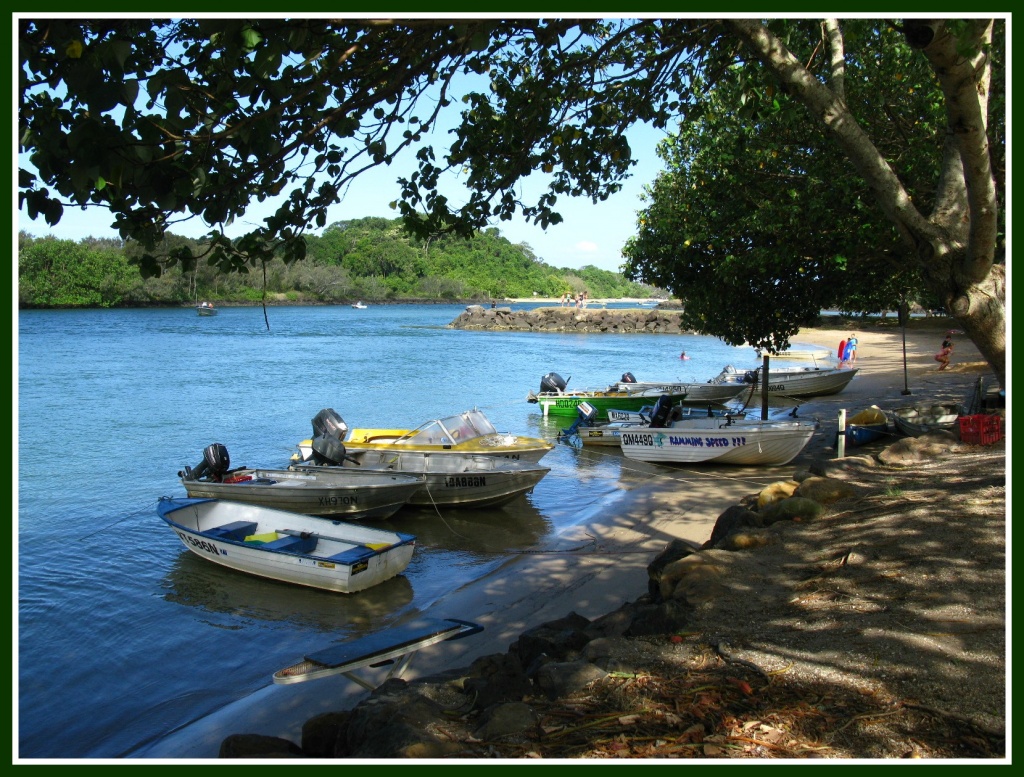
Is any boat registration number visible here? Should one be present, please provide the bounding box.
[444,476,486,488]
[177,530,222,556]
[620,433,747,448]
[318,495,358,506]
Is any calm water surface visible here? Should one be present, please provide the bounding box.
[17,303,759,758]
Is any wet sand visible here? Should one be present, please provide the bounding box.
[135,317,994,759]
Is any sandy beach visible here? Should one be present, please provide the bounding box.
[136,316,1002,759]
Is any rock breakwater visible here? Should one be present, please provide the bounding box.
[449,305,691,334]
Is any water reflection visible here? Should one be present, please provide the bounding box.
[389,497,552,554]
[161,551,414,631]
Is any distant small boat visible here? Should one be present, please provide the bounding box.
[157,497,415,593]
[892,403,963,437]
[196,301,217,316]
[352,301,368,309]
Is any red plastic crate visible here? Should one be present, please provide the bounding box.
[958,414,1003,445]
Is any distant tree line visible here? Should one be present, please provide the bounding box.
[17,217,661,308]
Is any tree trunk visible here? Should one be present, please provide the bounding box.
[932,256,1005,383]
[726,19,1005,387]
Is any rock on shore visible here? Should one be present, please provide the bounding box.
[449,305,692,334]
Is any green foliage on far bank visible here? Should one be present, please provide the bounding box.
[17,219,660,308]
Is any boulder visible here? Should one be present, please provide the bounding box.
[624,599,692,636]
[301,711,350,758]
[716,529,778,551]
[473,702,540,741]
[807,455,878,478]
[343,682,464,758]
[758,496,826,525]
[659,554,728,603]
[705,505,763,549]
[878,432,960,466]
[462,652,532,710]
[533,660,608,700]
[646,538,701,598]
[757,480,800,508]
[793,476,860,505]
[511,612,593,668]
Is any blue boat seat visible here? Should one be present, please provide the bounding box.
[262,534,318,554]
[205,521,258,541]
[326,546,376,565]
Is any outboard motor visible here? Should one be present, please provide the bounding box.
[620,372,637,384]
[310,435,349,466]
[649,395,674,428]
[576,401,599,426]
[181,443,230,481]
[311,408,349,441]
[540,372,568,394]
[558,401,600,444]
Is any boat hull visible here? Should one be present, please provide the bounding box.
[297,453,551,509]
[842,424,889,447]
[181,468,424,519]
[893,404,963,437]
[295,434,552,465]
[575,407,746,448]
[619,418,817,466]
[612,382,748,404]
[755,345,832,361]
[839,407,890,447]
[577,425,633,447]
[531,390,688,420]
[157,497,415,593]
[711,366,857,397]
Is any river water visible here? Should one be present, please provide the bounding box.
[17,303,763,759]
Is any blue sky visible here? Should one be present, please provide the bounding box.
[17,128,670,274]
[16,31,673,275]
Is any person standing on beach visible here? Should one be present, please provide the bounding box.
[935,332,955,370]
[846,334,858,363]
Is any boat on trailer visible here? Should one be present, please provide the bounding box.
[157,497,416,593]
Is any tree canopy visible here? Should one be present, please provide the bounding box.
[18,219,657,307]
[622,21,956,350]
[18,17,1006,382]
